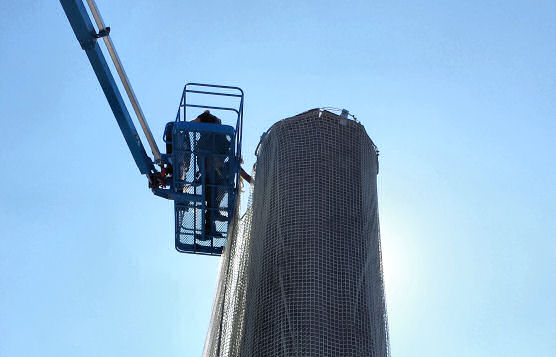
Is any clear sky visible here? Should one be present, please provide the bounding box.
[1,0,555,356]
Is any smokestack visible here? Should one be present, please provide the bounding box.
[204,109,389,357]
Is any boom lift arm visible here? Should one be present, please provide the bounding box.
[60,0,244,256]
[60,0,159,178]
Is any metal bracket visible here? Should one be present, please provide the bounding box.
[94,26,110,38]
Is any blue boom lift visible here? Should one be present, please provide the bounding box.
[60,0,244,255]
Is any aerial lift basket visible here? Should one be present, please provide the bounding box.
[166,84,244,255]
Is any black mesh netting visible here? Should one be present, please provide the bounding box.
[203,109,389,357]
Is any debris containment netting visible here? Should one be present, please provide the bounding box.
[203,109,390,357]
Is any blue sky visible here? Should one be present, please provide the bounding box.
[1,0,555,356]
